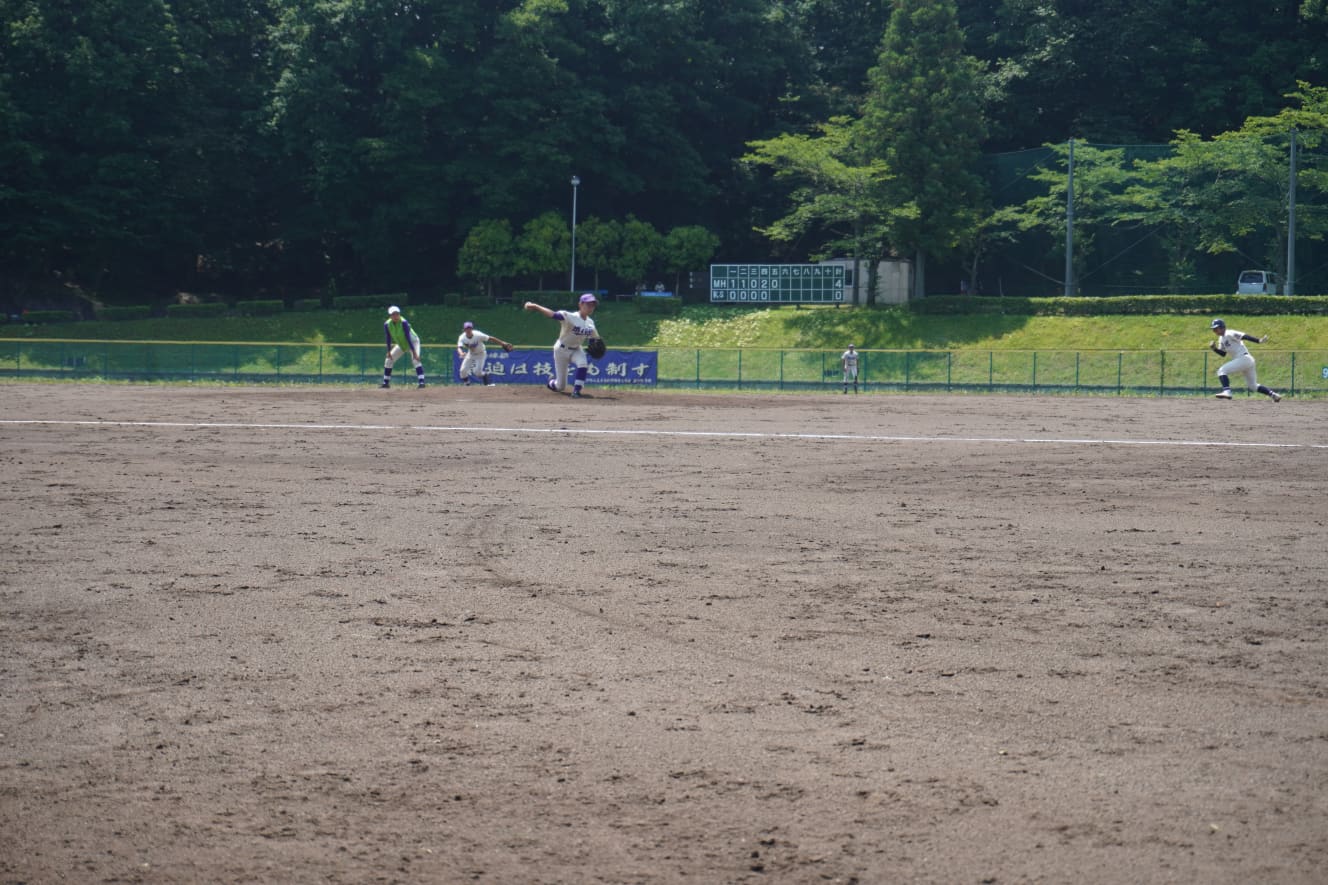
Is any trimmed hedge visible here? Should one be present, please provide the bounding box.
[292,298,324,312]
[18,309,79,324]
[637,296,682,315]
[234,299,285,316]
[95,305,153,321]
[910,294,1328,317]
[332,293,407,310]
[512,290,575,304]
[166,302,229,318]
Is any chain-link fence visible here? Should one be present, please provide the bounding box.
[3,340,1324,397]
[656,348,1324,397]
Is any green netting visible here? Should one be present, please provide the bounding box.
[2,341,1324,397]
[979,138,1327,297]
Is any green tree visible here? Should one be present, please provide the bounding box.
[166,0,279,296]
[264,0,589,290]
[612,216,662,291]
[265,0,423,289]
[989,142,1137,295]
[661,225,721,295]
[859,0,988,298]
[790,0,897,120]
[1113,138,1237,294]
[583,0,815,234]
[0,0,195,300]
[976,0,1328,148]
[1117,84,1328,287]
[516,211,571,291]
[575,217,621,296]
[12,0,1328,307]
[458,219,516,299]
[742,117,892,301]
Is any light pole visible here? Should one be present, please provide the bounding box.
[569,175,580,293]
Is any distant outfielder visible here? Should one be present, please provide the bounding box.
[381,305,425,389]
[456,321,514,387]
[841,344,859,394]
[1209,318,1280,401]
[524,293,601,398]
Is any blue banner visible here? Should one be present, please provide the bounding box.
[451,348,657,386]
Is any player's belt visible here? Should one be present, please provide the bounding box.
[559,343,582,350]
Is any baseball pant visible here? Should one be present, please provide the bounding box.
[383,340,425,387]
[459,350,486,381]
[386,344,423,371]
[1218,354,1257,390]
[549,343,588,392]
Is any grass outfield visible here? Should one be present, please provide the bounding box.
[3,303,1326,353]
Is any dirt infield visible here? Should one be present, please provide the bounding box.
[2,382,1325,884]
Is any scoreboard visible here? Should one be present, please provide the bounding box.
[709,263,846,304]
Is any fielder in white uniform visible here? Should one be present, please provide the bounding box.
[841,344,859,394]
[456,321,513,387]
[1209,318,1281,401]
[524,293,600,397]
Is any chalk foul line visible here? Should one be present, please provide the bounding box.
[0,418,1320,450]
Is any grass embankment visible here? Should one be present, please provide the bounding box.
[3,303,1324,352]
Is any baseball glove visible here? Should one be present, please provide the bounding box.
[502,342,514,353]
[585,337,607,359]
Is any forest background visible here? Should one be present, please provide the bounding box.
[3,0,1328,315]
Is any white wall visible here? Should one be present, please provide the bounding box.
[874,259,912,305]
[817,257,912,305]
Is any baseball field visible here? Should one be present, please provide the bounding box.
[2,381,1325,884]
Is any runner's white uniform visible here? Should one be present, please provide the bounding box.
[1214,327,1259,389]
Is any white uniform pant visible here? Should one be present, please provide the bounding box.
[459,350,486,380]
[843,367,858,383]
[1218,353,1257,390]
[385,330,419,369]
[551,343,587,391]
[385,342,422,370]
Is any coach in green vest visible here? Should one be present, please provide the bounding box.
[381,305,426,389]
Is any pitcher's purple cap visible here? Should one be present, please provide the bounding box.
[463,321,473,329]
[580,293,597,304]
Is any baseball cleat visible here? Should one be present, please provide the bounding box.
[379,381,390,389]
[1270,392,1281,402]
[1214,389,1232,399]
[417,382,426,389]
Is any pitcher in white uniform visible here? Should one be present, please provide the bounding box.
[524,293,600,398]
